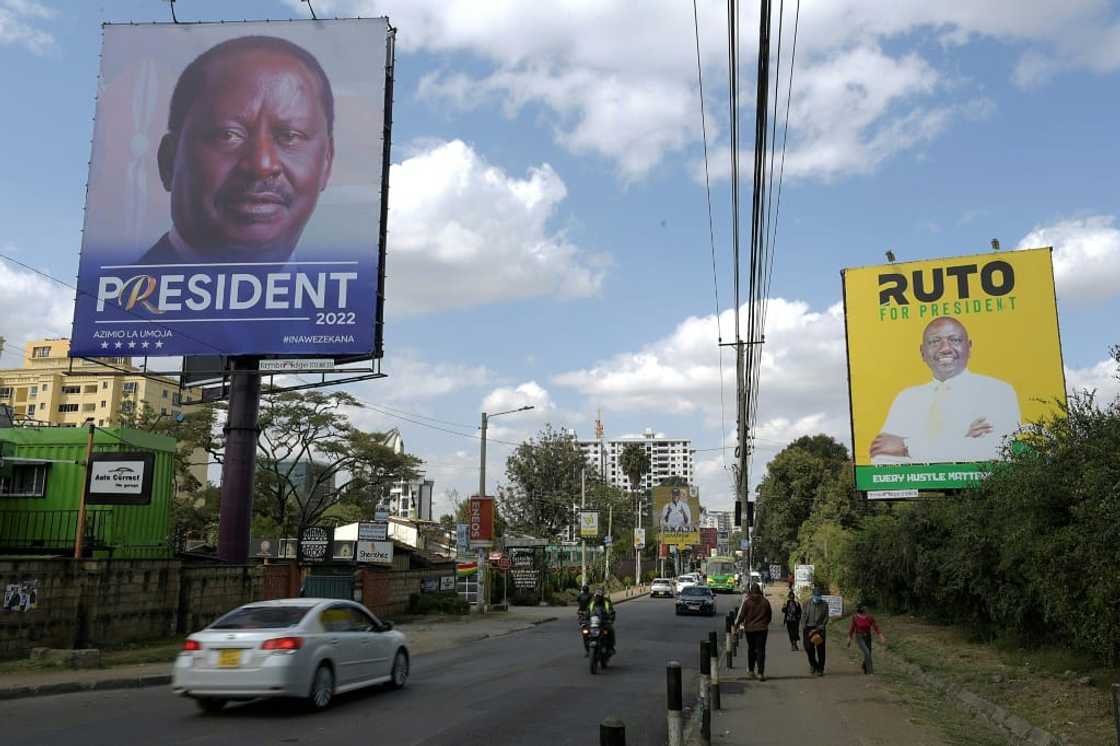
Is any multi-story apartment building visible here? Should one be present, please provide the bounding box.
[0,338,186,427]
[387,478,434,521]
[374,428,434,521]
[577,427,694,491]
[699,509,734,534]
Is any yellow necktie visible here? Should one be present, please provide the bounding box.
[927,383,947,438]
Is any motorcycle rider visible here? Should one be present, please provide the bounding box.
[576,584,593,615]
[588,588,616,654]
[576,584,593,656]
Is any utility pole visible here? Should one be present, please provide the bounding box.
[635,492,642,585]
[580,468,587,586]
[73,420,95,559]
[604,504,613,585]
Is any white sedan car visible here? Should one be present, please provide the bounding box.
[675,574,700,594]
[650,578,675,598]
[172,598,409,713]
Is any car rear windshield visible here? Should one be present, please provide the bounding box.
[653,579,670,584]
[681,587,711,597]
[210,605,311,630]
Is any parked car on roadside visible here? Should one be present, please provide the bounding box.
[172,598,409,713]
[675,585,717,616]
[650,578,675,598]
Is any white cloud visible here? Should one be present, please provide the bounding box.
[0,257,72,364]
[1066,357,1120,405]
[0,0,55,54]
[313,0,1119,180]
[1017,215,1120,302]
[387,140,606,315]
[554,298,852,498]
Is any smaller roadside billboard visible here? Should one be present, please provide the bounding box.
[468,496,495,546]
[654,484,700,547]
[579,510,599,538]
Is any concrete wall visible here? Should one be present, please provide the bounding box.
[0,559,265,660]
[0,558,454,659]
[359,566,454,620]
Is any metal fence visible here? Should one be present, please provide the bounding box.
[0,509,106,556]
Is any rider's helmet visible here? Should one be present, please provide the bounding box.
[581,584,590,593]
[593,588,604,600]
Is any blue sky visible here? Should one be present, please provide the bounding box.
[1,0,1118,516]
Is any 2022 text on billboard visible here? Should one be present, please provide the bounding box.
[841,248,1065,496]
[70,18,390,359]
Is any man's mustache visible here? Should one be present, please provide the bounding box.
[217,179,294,206]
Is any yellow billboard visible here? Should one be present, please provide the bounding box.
[654,484,700,546]
[842,248,1065,493]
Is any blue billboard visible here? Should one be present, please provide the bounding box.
[71,19,389,358]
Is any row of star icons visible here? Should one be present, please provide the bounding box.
[99,341,164,349]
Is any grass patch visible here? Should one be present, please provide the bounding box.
[876,611,1118,746]
[842,641,1008,746]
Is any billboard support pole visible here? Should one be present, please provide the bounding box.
[217,357,261,562]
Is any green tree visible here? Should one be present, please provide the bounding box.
[253,389,423,536]
[501,424,585,539]
[619,442,650,494]
[752,435,863,566]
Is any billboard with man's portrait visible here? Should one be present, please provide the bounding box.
[70,18,390,358]
[654,484,700,547]
[842,248,1065,494]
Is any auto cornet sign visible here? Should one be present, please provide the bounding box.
[86,452,155,505]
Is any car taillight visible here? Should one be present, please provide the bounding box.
[261,636,303,651]
[182,639,201,651]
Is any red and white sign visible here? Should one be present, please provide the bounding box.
[468,495,495,546]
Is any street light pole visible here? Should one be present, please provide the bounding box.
[580,468,587,586]
[477,405,534,613]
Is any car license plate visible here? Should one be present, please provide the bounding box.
[218,649,241,668]
[688,603,700,609]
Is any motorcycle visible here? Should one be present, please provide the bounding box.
[587,614,613,674]
[578,611,591,656]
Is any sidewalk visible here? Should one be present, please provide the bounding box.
[694,586,950,746]
[0,585,647,702]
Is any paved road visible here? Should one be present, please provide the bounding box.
[3,595,734,746]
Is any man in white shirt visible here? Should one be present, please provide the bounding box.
[661,488,693,532]
[870,317,1021,463]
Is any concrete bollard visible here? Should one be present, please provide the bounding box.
[700,640,712,746]
[709,630,721,711]
[667,661,684,746]
[1112,683,1120,744]
[600,716,626,746]
[724,613,734,669]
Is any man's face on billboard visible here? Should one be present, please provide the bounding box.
[920,318,971,381]
[159,48,334,254]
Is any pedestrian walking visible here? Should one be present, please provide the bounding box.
[847,604,886,674]
[781,592,802,651]
[801,585,830,676]
[734,582,772,680]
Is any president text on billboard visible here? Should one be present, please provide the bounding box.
[842,248,1065,493]
[71,19,390,358]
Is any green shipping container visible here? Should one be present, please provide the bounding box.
[0,426,176,558]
